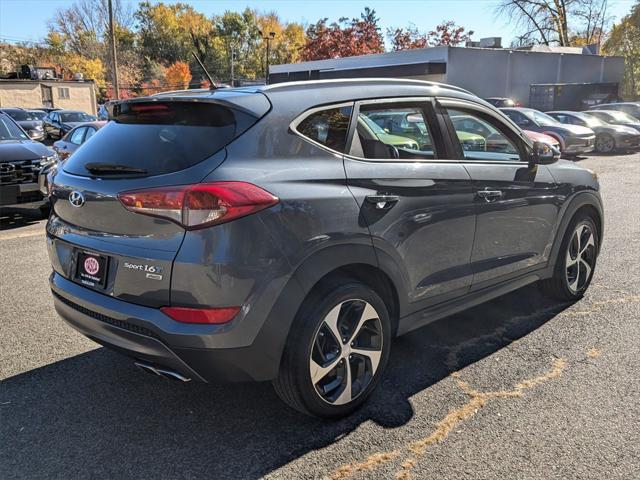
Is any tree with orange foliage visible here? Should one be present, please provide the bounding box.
[165,61,192,90]
[140,79,161,96]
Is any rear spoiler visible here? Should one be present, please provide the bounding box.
[107,92,271,121]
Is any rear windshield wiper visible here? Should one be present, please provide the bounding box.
[85,162,147,175]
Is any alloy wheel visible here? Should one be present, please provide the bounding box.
[595,135,614,153]
[309,299,383,405]
[565,224,596,294]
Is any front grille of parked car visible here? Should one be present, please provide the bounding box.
[0,159,41,185]
[52,291,161,340]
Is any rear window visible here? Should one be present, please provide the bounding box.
[63,101,257,177]
[295,105,352,153]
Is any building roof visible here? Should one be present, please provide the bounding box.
[0,79,95,85]
[270,44,622,75]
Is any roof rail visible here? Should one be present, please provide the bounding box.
[263,78,473,96]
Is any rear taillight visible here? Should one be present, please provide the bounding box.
[118,182,278,229]
[161,306,240,324]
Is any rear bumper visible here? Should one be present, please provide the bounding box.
[50,272,282,382]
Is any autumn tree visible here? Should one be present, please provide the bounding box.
[604,1,639,98]
[388,26,428,51]
[301,8,384,61]
[389,21,472,50]
[165,61,192,89]
[47,0,139,99]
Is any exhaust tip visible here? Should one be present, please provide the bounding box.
[134,362,191,382]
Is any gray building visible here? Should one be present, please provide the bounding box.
[269,44,624,108]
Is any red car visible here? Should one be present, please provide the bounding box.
[524,130,561,153]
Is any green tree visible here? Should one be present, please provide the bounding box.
[604,1,640,98]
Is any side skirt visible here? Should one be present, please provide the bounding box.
[397,269,545,336]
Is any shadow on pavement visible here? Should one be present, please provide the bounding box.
[0,212,45,231]
[0,285,571,479]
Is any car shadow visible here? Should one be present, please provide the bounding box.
[0,285,571,479]
[0,212,45,231]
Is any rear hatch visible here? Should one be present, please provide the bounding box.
[47,92,270,307]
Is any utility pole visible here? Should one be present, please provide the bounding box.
[108,0,120,99]
[230,48,235,87]
[260,31,276,83]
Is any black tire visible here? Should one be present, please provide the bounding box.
[273,280,392,418]
[595,133,615,154]
[540,214,599,301]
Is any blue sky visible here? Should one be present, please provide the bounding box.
[0,0,636,47]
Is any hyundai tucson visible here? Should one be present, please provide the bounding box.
[46,79,603,418]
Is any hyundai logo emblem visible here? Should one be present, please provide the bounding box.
[69,191,85,208]
[0,163,15,173]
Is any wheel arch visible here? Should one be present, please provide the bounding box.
[250,243,407,381]
[548,191,604,276]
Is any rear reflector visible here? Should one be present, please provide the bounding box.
[118,182,278,229]
[161,306,241,324]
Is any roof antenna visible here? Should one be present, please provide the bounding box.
[191,51,216,90]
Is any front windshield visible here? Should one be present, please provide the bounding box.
[60,112,96,123]
[0,115,29,141]
[577,113,605,127]
[28,110,47,120]
[525,110,559,127]
[609,111,637,123]
[6,110,39,121]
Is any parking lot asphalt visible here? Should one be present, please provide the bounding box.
[1,151,639,480]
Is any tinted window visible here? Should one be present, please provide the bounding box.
[69,127,86,145]
[5,110,38,121]
[447,108,521,161]
[296,106,352,152]
[353,104,435,159]
[29,110,47,120]
[0,115,28,140]
[63,101,257,177]
[60,112,95,123]
[503,110,532,128]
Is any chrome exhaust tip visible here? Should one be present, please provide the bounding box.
[134,362,191,382]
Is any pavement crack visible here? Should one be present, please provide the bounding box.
[330,451,401,480]
[328,357,567,480]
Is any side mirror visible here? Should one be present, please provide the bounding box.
[530,140,560,165]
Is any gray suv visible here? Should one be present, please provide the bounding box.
[47,79,603,418]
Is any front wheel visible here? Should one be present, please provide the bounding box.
[595,133,615,154]
[540,215,599,301]
[273,281,391,418]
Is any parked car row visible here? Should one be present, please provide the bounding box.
[490,102,640,156]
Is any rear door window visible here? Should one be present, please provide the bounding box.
[63,101,258,177]
[351,103,437,160]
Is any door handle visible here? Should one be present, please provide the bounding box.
[476,189,503,202]
[365,194,400,210]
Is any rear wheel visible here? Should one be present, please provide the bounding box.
[595,133,615,154]
[273,281,391,418]
[540,215,598,301]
